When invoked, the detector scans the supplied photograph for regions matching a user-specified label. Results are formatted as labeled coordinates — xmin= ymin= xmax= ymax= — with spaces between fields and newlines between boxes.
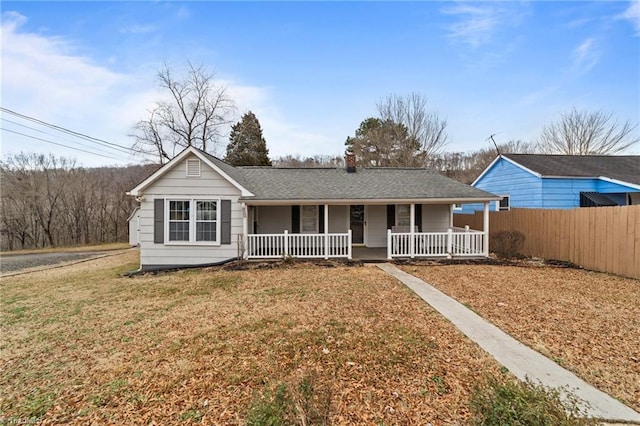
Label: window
xmin=196 ymin=201 xmax=217 ymax=241
xmin=301 ymin=205 xmax=318 ymax=233
xmin=169 ymin=201 xmax=190 ymax=241
xmin=396 ymin=204 xmax=410 ymax=226
xmin=499 ymin=196 xmax=510 ymax=211
xmin=167 ymin=199 xmax=219 ymax=243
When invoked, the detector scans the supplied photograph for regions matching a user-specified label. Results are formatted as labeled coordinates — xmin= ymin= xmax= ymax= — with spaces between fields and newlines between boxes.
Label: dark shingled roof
xmin=235 ymin=166 xmax=496 ymax=201
xmin=197 ymin=148 xmax=497 ymax=201
xmin=504 ymin=154 xmax=640 ymax=186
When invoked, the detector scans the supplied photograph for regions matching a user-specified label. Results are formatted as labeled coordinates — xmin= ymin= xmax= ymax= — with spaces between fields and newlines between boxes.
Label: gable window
xmin=301 ymin=205 xmax=318 ymax=233
xmin=167 ymin=199 xmax=219 ymax=244
xmin=499 ymin=196 xmax=510 ymax=211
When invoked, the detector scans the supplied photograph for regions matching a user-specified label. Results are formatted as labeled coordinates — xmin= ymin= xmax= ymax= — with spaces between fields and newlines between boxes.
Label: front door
xmin=350 ymin=205 xmax=365 ymax=244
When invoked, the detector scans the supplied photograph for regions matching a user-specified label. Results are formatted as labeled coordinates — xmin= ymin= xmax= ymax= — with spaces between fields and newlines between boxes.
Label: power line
xmin=1 ymin=128 xmax=124 ymax=161
xmin=1 ymin=117 xmax=134 ymax=157
xmin=0 ymin=107 xmax=139 ymax=155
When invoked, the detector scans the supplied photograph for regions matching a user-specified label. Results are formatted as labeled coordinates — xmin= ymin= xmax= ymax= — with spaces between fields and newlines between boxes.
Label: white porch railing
xmin=247 ymin=230 xmax=352 ymax=260
xmin=387 ymin=227 xmax=486 ymax=259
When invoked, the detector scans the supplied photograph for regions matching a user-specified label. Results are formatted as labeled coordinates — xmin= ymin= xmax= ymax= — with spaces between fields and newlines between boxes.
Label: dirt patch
xmin=1 ymin=251 xmax=505 ymax=425
xmin=400 ymin=264 xmax=640 ymax=413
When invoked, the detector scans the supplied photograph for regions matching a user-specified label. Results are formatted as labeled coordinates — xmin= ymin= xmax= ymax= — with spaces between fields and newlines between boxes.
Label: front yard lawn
xmin=1 ymin=252 xmax=504 ymax=425
xmin=401 ymin=264 xmax=640 ymax=413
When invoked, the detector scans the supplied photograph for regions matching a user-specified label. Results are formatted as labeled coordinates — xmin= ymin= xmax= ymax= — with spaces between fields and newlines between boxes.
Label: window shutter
xmin=318 ymin=205 xmax=324 ymax=233
xmin=386 ymin=204 xmax=395 ymax=229
xmin=291 ymin=206 xmax=300 ymax=233
xmin=415 ymin=204 xmax=422 ymax=232
xmin=154 ymin=199 xmax=164 ymax=243
xmin=221 ymin=200 xmax=231 ymax=244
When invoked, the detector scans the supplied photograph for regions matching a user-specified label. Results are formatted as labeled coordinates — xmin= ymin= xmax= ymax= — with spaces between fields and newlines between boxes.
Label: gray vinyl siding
xmin=255 ymin=205 xmax=348 ymax=234
xmin=421 ymin=204 xmax=450 ymax=231
xmin=328 ymin=205 xmax=348 ymax=233
xmin=366 ymin=205 xmax=387 ymax=247
xmin=256 ymin=206 xmax=292 ymax=234
xmin=138 ymin=154 xmax=243 ymax=268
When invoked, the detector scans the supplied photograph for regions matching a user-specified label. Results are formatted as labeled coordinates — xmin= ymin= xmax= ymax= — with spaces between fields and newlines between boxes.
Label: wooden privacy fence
xmin=454 ymin=206 xmax=640 ymax=279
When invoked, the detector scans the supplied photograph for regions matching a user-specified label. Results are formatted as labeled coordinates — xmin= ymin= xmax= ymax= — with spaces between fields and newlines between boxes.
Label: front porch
xmin=245 ymin=227 xmax=487 ymax=260
xmin=242 ymin=201 xmax=491 ymax=261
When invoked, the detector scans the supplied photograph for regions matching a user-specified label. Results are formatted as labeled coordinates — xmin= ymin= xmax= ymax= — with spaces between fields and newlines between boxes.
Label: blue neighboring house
xmin=459 ymin=154 xmax=640 ymax=213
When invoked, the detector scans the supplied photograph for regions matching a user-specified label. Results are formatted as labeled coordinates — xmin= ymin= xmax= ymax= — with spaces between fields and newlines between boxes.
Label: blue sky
xmin=1 ymin=1 xmax=639 ymax=167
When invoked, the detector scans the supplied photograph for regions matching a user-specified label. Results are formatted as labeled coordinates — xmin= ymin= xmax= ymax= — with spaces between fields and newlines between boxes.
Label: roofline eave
xmin=241 ymin=197 xmax=501 ymax=206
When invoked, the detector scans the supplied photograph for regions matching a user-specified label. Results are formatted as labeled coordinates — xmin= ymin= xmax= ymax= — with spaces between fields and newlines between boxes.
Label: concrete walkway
xmin=377 ymin=263 xmax=640 ymax=423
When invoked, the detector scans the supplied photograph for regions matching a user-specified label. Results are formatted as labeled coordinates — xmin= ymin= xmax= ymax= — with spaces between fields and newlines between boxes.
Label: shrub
xmin=490 ymin=230 xmax=525 ymax=259
xmin=469 ymin=377 xmax=597 ymax=426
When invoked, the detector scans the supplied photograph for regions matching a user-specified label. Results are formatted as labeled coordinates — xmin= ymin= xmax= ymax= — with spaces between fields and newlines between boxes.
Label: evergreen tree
xmin=224 ymin=111 xmax=272 ymax=166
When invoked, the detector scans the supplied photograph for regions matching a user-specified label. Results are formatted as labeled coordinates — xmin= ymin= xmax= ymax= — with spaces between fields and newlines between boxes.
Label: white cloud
xmin=442 ymin=3 xmax=500 ymax=47
xmin=1 ymin=11 xmax=148 ymax=165
xmin=0 ymin=10 xmax=332 ymax=166
xmin=571 ymin=37 xmax=599 ymax=72
xmin=620 ymin=1 xmax=640 ymax=35
xmin=442 ymin=2 xmax=529 ymax=48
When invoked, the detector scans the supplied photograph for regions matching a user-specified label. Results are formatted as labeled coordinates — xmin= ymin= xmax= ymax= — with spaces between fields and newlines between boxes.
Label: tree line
xmin=0 ymin=153 xmax=157 ymax=250
xmin=2 ymin=62 xmax=637 ymax=250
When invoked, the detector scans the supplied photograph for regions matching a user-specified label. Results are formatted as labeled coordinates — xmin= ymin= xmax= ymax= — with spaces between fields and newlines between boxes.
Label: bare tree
xmin=426 ymin=139 xmax=535 ymax=184
xmin=538 ymin=108 xmax=639 ymax=155
xmin=272 ymin=154 xmax=345 ymax=168
xmin=345 ymin=117 xmax=417 ymax=166
xmin=377 ymin=92 xmax=448 ymax=164
xmin=132 ymin=62 xmax=235 ymax=163
xmin=0 ymin=153 xmax=158 ymax=251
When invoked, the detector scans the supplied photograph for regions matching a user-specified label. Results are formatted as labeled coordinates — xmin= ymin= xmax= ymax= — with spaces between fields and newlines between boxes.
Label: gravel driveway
xmin=0 ymin=251 xmax=109 ymax=273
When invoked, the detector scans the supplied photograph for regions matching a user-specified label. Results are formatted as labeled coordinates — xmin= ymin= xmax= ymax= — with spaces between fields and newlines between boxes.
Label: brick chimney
xmin=345 ymin=152 xmax=356 ymax=173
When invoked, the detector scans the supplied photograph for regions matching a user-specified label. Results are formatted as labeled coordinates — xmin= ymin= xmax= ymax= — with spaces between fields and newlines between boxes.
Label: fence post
xmin=483 ymin=202 xmax=490 ymax=257
xmin=284 ymin=230 xmax=289 ymax=258
xmin=447 ymin=228 xmax=453 ymax=257
xmin=347 ymin=229 xmax=352 ymax=260
xmin=387 ymin=229 xmax=392 ymax=260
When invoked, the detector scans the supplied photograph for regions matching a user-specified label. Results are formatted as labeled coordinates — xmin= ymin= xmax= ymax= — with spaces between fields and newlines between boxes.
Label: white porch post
xmin=347 ymin=229 xmax=352 ymax=260
xmin=449 ymin=204 xmax=454 ymax=227
xmin=387 ymin=229 xmax=392 ymax=260
xmin=324 ymin=204 xmax=329 ymax=260
xmin=242 ymin=203 xmax=248 ymax=260
xmin=483 ymin=201 xmax=490 ymax=257
xmin=283 ymin=230 xmax=289 ymax=258
xmin=410 ymin=203 xmax=415 ymax=258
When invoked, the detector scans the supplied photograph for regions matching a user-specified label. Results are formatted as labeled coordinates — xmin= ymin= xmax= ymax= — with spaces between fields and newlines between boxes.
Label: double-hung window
xmin=301 ymin=205 xmax=318 ymax=233
xmin=167 ymin=199 xmax=219 ymax=244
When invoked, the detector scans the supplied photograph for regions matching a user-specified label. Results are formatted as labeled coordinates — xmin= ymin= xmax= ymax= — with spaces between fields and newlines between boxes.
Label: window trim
xmin=396 ymin=204 xmax=411 ymax=227
xmin=498 ymin=195 xmax=510 ymax=211
xmin=165 ymin=198 xmax=221 ymax=245
xmin=300 ymin=205 xmax=319 ymax=234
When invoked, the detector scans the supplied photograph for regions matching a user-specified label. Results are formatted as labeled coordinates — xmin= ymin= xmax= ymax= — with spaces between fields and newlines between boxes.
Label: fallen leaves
xmin=403 ymin=264 xmax=640 ymax=412
xmin=2 ymin=254 xmax=503 ymax=425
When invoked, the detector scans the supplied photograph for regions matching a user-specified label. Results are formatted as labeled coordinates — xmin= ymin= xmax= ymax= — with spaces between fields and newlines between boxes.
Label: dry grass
xmin=0 ymin=242 xmax=130 ymax=257
xmin=401 ymin=264 xmax=640 ymax=413
xmin=1 ymin=253 xmax=505 ymax=425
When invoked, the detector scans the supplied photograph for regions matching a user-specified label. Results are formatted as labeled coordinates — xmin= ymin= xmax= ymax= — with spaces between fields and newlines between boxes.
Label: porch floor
xmin=352 ymin=247 xmax=388 ymax=261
